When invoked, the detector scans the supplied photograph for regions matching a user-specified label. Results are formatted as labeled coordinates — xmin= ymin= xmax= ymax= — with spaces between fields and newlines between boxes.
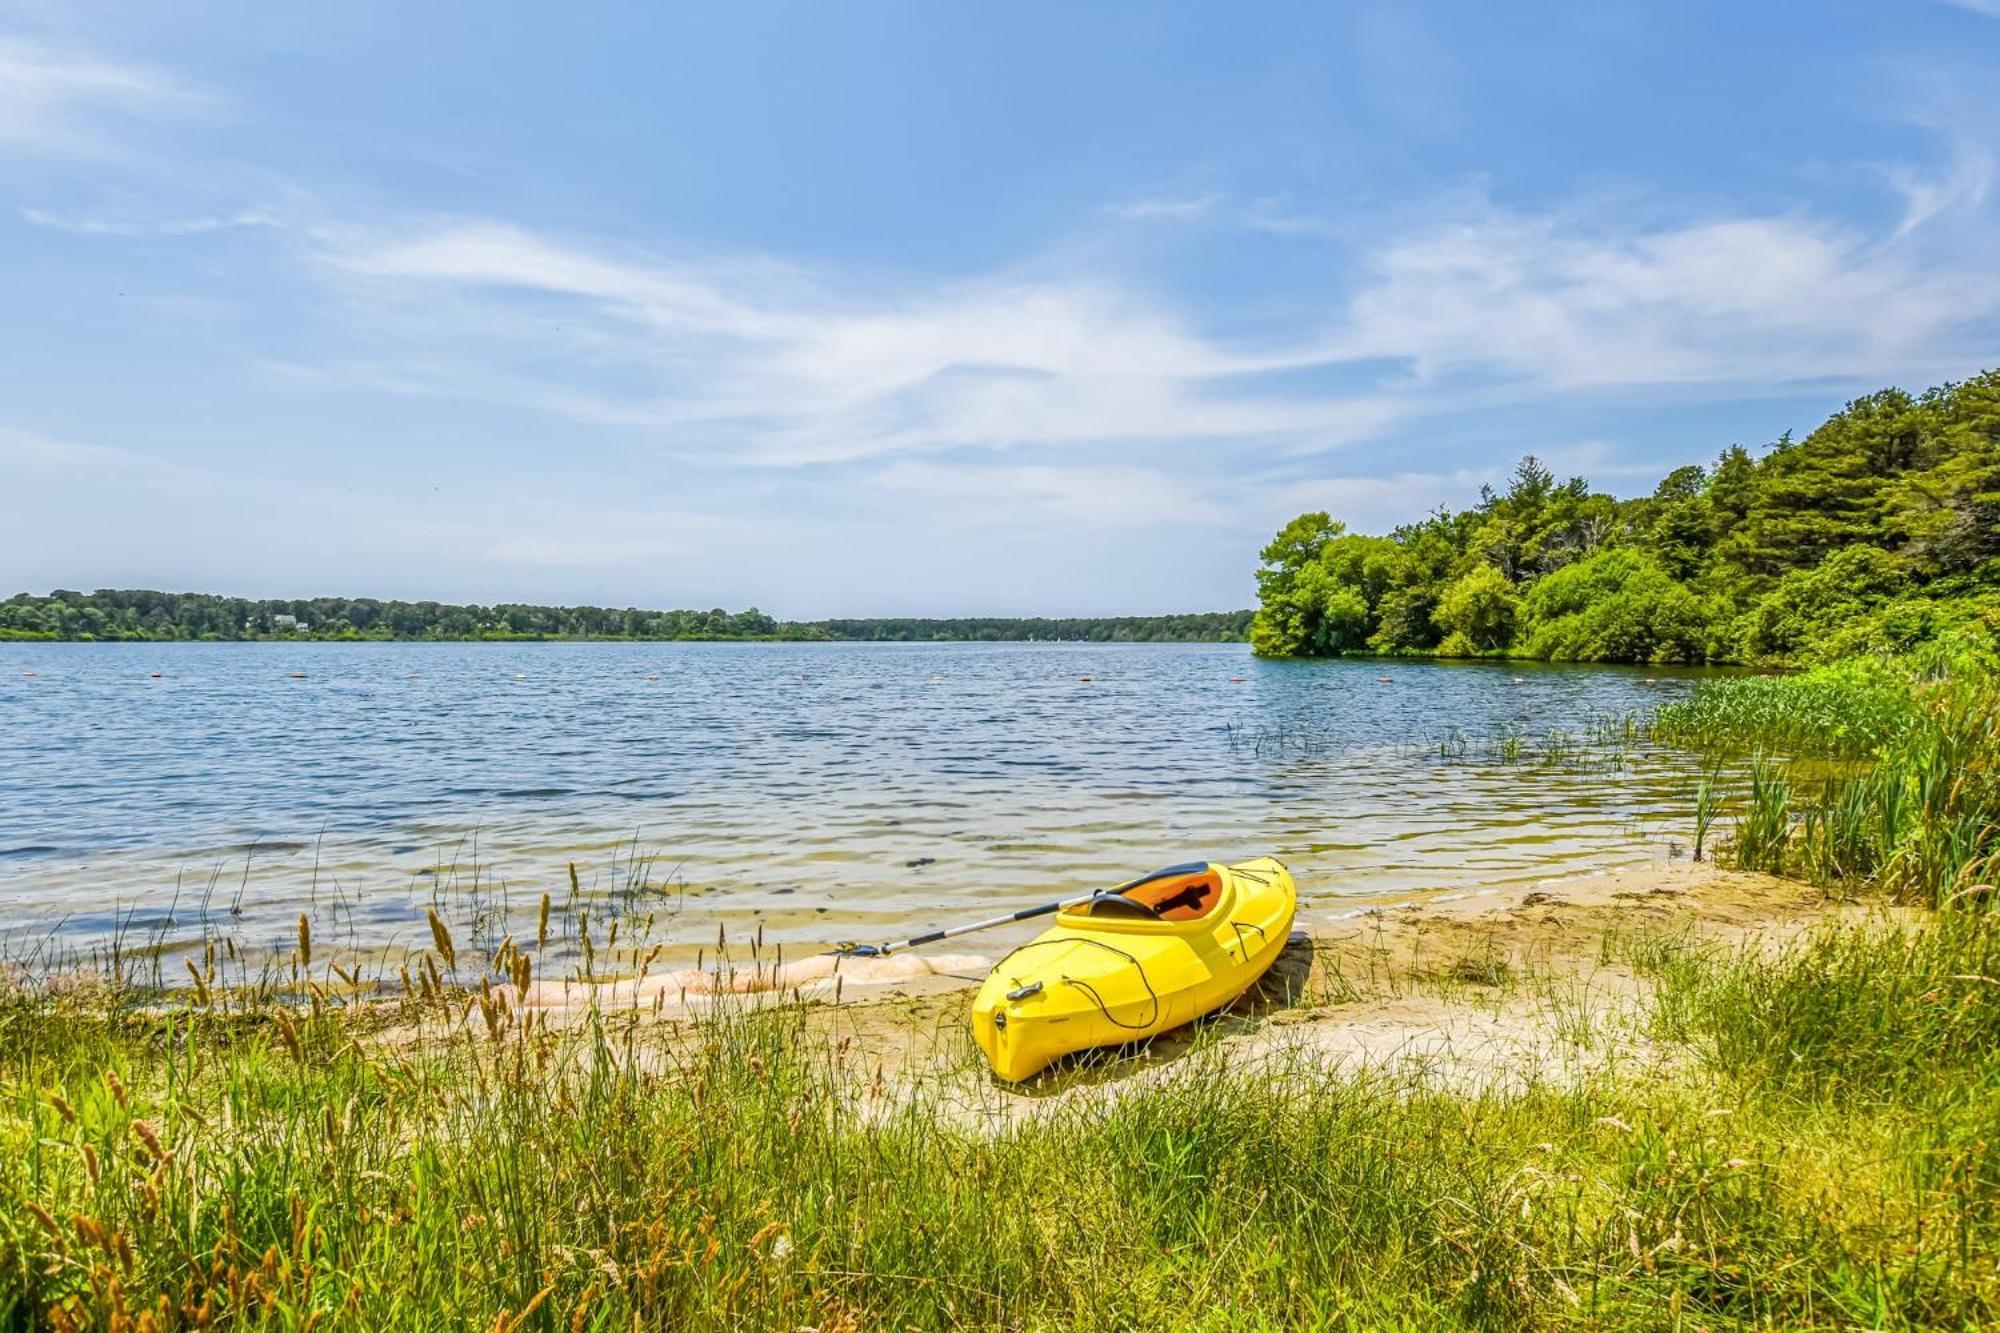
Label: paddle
xmin=831 ymin=861 xmax=1208 ymax=958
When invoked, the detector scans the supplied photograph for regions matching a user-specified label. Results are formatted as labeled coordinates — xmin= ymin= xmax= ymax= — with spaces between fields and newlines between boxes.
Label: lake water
xmin=0 ymin=641 xmax=1712 ymax=978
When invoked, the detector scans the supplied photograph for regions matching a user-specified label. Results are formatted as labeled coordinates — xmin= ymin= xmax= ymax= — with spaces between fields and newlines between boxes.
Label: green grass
xmin=1652 ymin=657 xmax=1927 ymax=760
xmin=1642 ymin=910 xmax=2000 ymax=1103
xmin=1656 ymin=637 xmax=1999 ymax=906
xmin=6 ymin=909 xmax=2000 ymax=1331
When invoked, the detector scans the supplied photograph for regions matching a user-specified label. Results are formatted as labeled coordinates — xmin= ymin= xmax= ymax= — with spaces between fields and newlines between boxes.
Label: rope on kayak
xmin=1063 ymin=975 xmax=1159 ymax=1031
xmin=993 ymin=936 xmax=1161 ymax=1030
xmin=1228 ymin=920 xmax=1266 ymax=961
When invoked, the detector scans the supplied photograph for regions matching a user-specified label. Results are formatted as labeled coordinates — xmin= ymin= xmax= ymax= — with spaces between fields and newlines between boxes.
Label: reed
xmin=1657 ymin=637 xmax=1999 ymax=906
xmin=1691 ymin=765 xmax=1719 ymax=862
xmin=1652 ymin=655 xmax=1923 ymax=759
xmin=1731 ymin=753 xmax=1791 ymax=875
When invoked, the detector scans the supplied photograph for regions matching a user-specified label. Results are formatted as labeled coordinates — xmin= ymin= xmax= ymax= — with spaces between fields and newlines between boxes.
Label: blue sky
xmin=2 ymin=1 xmax=1997 ymax=616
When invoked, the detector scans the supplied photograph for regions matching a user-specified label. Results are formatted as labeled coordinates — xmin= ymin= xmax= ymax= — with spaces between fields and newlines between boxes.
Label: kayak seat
xmin=1081 ymin=892 xmax=1162 ymax=920
xmin=1124 ymin=870 xmax=1224 ymax=922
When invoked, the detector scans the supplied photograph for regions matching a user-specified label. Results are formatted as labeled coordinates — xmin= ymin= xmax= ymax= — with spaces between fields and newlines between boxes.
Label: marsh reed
xmin=1656 ymin=637 xmax=1999 ymax=906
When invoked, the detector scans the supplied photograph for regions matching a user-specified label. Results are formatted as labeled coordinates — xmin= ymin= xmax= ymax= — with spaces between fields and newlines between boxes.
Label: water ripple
xmin=0 ymin=641 xmax=1712 ymax=959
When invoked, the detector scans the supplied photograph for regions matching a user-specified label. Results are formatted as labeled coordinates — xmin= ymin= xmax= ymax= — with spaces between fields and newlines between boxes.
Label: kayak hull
xmin=971 ymin=857 xmax=1297 ymax=1082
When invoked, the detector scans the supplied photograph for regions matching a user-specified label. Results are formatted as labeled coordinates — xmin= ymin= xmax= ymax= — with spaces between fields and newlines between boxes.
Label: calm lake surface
xmin=0 ymin=641 xmax=1712 ymax=974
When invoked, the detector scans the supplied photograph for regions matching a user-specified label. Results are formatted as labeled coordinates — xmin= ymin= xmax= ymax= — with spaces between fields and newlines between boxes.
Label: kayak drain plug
xmin=1005 ymin=981 xmax=1044 ymax=1002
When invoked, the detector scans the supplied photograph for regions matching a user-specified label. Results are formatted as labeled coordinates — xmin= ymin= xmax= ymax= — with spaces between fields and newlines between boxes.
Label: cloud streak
xmin=279 ymin=167 xmax=2000 ymax=475
xmin=1328 ymin=203 xmax=2000 ymax=390
xmin=301 ymin=217 xmax=1391 ymax=465
xmin=0 ymin=35 xmax=209 ymax=157
xmin=24 ymin=207 xmax=277 ymax=236
xmin=13 ymin=23 xmax=1999 ymax=596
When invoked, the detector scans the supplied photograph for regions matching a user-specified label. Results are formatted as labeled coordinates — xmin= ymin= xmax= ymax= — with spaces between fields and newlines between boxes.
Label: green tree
xmin=1433 ymin=565 xmax=1518 ymax=654
xmin=1742 ymin=545 xmax=1911 ymax=662
xmin=1518 ymin=550 xmax=1709 ymax=663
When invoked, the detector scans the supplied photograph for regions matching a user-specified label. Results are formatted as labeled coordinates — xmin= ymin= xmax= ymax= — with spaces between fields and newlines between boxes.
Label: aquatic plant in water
xmin=1658 ymin=637 xmax=1999 ymax=905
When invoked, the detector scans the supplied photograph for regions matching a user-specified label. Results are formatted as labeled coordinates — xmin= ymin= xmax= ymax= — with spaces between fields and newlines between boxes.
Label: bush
xmin=1742 ymin=545 xmax=1912 ymax=662
xmin=1517 ymin=550 xmax=1710 ymax=663
xmin=1432 ymin=565 xmax=1518 ymax=652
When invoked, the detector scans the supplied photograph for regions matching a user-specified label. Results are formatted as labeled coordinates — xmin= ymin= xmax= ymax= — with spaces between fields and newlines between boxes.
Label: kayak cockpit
xmin=1070 ymin=863 xmax=1224 ymax=922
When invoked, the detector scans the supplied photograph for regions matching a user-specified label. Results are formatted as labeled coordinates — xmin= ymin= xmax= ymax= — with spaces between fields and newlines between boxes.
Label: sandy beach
xmin=499 ymin=858 xmax=1864 ymax=1112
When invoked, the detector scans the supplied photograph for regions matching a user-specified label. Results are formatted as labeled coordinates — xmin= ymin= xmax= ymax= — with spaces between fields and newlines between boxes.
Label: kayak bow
xmin=971 ymin=856 xmax=1297 ymax=1082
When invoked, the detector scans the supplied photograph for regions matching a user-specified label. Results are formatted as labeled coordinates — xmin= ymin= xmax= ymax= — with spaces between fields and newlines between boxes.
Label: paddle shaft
xmin=834 ymin=891 xmax=1101 ymax=957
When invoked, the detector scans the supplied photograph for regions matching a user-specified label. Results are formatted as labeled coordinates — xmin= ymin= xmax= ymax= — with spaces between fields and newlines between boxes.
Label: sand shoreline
xmin=496 ymin=859 xmax=1865 ymax=1108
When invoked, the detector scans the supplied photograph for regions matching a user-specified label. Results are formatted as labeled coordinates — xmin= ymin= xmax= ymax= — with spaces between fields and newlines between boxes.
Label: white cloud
xmin=0 ymin=36 xmax=208 ymax=156
xmin=280 ymin=146 xmax=2000 ymax=475
xmin=27 ymin=37 xmax=1981 ymax=500
xmin=1939 ymin=0 xmax=2000 ymax=16
xmin=24 ymin=207 xmax=278 ymax=236
xmin=300 ymin=218 xmax=1384 ymax=466
xmin=1330 ymin=205 xmax=2000 ymax=390
xmin=1882 ymin=138 xmax=1995 ymax=236
xmin=874 ymin=459 xmax=1209 ymax=528
xmin=1269 ymin=468 xmax=1492 ymax=528
xmin=1534 ymin=439 xmax=1675 ymax=482
xmin=1104 ymin=192 xmax=1225 ymax=222
xmin=0 ymin=424 xmax=169 ymax=473
xmin=321 ymin=220 xmax=806 ymax=343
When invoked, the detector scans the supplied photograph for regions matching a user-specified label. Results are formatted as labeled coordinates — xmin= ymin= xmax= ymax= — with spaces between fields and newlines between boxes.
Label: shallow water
xmin=0 ymin=641 xmax=1711 ymax=975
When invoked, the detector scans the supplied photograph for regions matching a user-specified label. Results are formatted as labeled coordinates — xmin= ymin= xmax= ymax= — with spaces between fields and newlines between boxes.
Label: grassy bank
xmin=1654 ymin=638 xmax=1998 ymax=905
xmin=4 ymin=899 xmax=2000 ymax=1330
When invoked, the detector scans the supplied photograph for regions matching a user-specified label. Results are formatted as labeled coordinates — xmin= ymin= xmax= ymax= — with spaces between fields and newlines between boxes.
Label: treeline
xmin=0 ymin=593 xmax=811 ymax=643
xmin=0 ymin=591 xmax=1252 ymax=644
xmin=815 ymin=613 xmax=1252 ymax=643
xmin=1254 ymin=369 xmax=2000 ymax=665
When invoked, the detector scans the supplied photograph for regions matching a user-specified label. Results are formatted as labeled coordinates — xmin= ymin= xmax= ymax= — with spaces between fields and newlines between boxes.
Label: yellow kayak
xmin=971 ymin=857 xmax=1297 ymax=1082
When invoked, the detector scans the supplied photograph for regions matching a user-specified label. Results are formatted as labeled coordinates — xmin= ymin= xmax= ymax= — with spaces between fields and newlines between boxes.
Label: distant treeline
xmin=814 ymin=613 xmax=1252 ymax=643
xmin=1254 ymin=369 xmax=2000 ymax=665
xmin=0 ymin=591 xmax=1252 ymax=644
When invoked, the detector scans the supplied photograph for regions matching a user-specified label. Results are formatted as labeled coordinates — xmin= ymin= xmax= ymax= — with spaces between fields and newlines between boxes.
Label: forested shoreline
xmin=0 ymin=592 xmax=1251 ymax=645
xmin=1254 ymin=370 xmax=1999 ymax=665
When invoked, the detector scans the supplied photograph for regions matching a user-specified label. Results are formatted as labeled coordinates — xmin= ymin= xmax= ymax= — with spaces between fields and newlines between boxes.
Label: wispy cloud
xmin=0 ymin=35 xmax=209 ymax=157
xmin=0 ymin=424 xmax=172 ymax=473
xmin=1327 ymin=202 xmax=2000 ymax=390
xmin=1938 ymin=0 xmax=2000 ymax=17
xmin=298 ymin=217 xmax=1386 ymax=465
xmin=1103 ymin=192 xmax=1224 ymax=223
xmin=875 ymin=459 xmax=1209 ymax=527
xmin=20 ymin=28 xmax=1997 ymax=513
xmin=1881 ymin=137 xmax=1995 ymax=237
xmin=24 ymin=207 xmax=278 ymax=236
xmin=1272 ymin=468 xmax=1493 ymax=525
xmin=281 ymin=171 xmax=1999 ymax=473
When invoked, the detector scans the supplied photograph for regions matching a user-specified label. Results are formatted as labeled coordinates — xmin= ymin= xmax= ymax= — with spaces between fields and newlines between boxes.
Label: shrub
xmin=1517 ymin=549 xmax=1710 ymax=663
